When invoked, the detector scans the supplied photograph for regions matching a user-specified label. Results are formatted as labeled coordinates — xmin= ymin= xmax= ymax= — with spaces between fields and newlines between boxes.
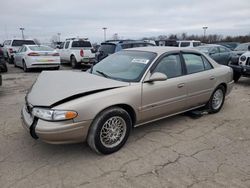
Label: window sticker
xmin=131 ymin=59 xmax=149 ymax=64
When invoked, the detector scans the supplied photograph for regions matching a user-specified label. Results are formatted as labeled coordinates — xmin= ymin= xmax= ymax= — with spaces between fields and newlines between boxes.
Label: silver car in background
xmin=21 ymin=47 xmax=234 ymax=154
xmin=14 ymin=45 xmax=60 ymax=72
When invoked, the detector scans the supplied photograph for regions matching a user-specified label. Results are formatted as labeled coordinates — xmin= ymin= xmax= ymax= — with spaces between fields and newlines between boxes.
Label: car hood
xmin=232 ymin=50 xmax=245 ymax=56
xmin=27 ymin=71 xmax=130 ymax=107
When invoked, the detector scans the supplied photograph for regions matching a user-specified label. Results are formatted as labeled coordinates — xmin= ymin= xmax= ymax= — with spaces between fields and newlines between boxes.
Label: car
xmin=95 ymin=40 xmax=155 ymax=62
xmin=229 ymin=50 xmax=250 ymax=82
xmin=217 ymin=42 xmax=240 ymax=50
xmin=230 ymin=42 xmax=250 ymax=63
xmin=58 ymin=38 xmax=95 ymax=69
xmin=14 ymin=45 xmax=60 ymax=72
xmin=196 ymin=44 xmax=233 ymax=65
xmin=21 ymin=47 xmax=234 ymax=154
xmin=2 ymin=39 xmax=36 ymax=64
xmin=0 ymin=46 xmax=8 ymax=72
xmin=177 ymin=40 xmax=201 ymax=48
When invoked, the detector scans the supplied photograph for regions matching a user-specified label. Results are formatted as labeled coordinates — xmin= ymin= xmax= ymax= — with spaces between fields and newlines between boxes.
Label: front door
xmin=140 ymin=53 xmax=188 ymax=122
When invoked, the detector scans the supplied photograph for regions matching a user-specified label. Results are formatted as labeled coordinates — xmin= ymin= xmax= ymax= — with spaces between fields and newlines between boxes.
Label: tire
xmin=87 ymin=107 xmax=132 ymax=154
xmin=70 ymin=56 xmax=79 ymax=69
xmin=14 ymin=59 xmax=17 ymax=67
xmin=206 ymin=85 xmax=226 ymax=114
xmin=23 ymin=61 xmax=29 ymax=72
xmin=2 ymin=63 xmax=8 ymax=72
xmin=233 ymin=72 xmax=241 ymax=82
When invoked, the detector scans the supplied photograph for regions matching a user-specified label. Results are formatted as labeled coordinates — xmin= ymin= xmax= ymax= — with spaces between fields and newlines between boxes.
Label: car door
xmin=181 ymin=52 xmax=216 ymax=108
xmin=218 ymin=46 xmax=231 ymax=65
xmin=61 ymin=41 xmax=70 ymax=61
xmin=209 ymin=47 xmax=220 ymax=63
xmin=141 ymin=53 xmax=188 ymax=122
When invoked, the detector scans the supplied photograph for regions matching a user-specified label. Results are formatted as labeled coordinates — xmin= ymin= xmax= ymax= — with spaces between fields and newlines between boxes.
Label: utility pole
xmin=20 ymin=28 xmax=25 ymax=39
xmin=57 ymin=33 xmax=61 ymax=42
xmin=202 ymin=26 xmax=208 ymax=41
xmin=102 ymin=27 xmax=107 ymax=41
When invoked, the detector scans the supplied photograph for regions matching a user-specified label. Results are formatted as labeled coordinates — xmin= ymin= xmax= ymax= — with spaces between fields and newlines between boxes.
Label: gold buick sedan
xmin=21 ymin=47 xmax=234 ymax=154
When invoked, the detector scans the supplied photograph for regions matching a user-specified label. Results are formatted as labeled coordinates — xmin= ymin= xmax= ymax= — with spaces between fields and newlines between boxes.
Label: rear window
xmin=29 ymin=46 xmax=54 ymax=51
xmin=72 ymin=41 xmax=92 ymax=48
xmin=12 ymin=40 xmax=35 ymax=46
xmin=99 ymin=44 xmax=116 ymax=54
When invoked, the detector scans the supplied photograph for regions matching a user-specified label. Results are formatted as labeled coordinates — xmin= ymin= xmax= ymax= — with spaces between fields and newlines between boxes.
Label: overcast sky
xmin=0 ymin=0 xmax=250 ymax=43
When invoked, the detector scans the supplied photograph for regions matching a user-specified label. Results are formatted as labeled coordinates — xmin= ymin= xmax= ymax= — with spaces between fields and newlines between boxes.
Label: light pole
xmin=202 ymin=26 xmax=208 ymax=39
xmin=57 ymin=33 xmax=61 ymax=42
xmin=102 ymin=27 xmax=107 ymax=41
xmin=20 ymin=27 xmax=25 ymax=39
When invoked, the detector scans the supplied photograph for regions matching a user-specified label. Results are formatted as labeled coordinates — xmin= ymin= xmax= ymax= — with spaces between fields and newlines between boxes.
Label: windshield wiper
xmin=96 ymin=70 xmax=110 ymax=78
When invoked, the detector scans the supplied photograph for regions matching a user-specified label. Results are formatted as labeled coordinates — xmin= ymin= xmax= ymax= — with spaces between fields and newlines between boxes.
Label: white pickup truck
xmin=58 ymin=38 xmax=95 ymax=68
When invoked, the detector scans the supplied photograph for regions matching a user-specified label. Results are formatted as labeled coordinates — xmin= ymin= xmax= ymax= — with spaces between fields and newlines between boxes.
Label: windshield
xmin=196 ymin=46 xmax=210 ymax=54
xmin=29 ymin=46 xmax=54 ymax=51
xmin=92 ymin=50 xmax=157 ymax=82
xmin=72 ymin=41 xmax=92 ymax=47
xmin=12 ymin=40 xmax=35 ymax=46
xmin=234 ymin=43 xmax=249 ymax=51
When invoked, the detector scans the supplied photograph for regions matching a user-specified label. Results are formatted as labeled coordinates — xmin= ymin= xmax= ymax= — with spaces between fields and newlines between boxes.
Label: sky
xmin=0 ymin=0 xmax=250 ymax=43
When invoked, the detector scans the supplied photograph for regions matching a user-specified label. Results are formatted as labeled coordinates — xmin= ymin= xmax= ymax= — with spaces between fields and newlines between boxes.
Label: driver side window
xmin=153 ymin=54 xmax=183 ymax=79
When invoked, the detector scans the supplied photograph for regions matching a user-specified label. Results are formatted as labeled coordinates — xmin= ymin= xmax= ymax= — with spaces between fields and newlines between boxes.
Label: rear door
xmin=181 ymin=52 xmax=216 ymax=108
xmin=141 ymin=53 xmax=188 ymax=122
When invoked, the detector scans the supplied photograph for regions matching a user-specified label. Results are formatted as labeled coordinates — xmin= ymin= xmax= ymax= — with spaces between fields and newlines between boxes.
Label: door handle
xmin=210 ymin=76 xmax=215 ymax=80
xmin=177 ymin=83 xmax=185 ymax=88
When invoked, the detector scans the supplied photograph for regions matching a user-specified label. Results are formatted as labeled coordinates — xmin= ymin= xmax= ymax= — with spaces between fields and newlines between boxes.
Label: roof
xmin=125 ymin=46 xmax=201 ymax=55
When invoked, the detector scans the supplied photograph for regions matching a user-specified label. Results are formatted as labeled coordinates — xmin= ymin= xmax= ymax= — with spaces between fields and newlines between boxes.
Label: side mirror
xmin=144 ymin=72 xmax=167 ymax=83
xmin=248 ymin=45 xmax=250 ymax=51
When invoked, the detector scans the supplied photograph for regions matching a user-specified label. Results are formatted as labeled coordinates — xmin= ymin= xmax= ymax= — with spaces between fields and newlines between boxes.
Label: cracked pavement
xmin=0 ymin=64 xmax=250 ymax=188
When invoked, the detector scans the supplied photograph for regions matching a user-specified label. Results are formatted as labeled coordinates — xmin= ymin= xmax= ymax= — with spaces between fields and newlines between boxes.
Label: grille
xmin=246 ymin=57 xmax=250 ymax=66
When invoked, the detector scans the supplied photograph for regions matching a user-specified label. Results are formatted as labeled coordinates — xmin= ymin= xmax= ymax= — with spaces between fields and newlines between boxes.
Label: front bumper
xmin=229 ymin=64 xmax=250 ymax=76
xmin=21 ymin=106 xmax=92 ymax=144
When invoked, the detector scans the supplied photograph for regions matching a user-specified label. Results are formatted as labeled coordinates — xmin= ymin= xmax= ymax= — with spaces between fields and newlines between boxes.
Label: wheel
xmin=206 ymin=85 xmax=226 ymax=114
xmin=70 ymin=56 xmax=79 ymax=69
xmin=233 ymin=71 xmax=241 ymax=82
xmin=13 ymin=59 xmax=17 ymax=67
xmin=87 ymin=107 xmax=132 ymax=154
xmin=2 ymin=63 xmax=8 ymax=72
xmin=23 ymin=61 xmax=29 ymax=72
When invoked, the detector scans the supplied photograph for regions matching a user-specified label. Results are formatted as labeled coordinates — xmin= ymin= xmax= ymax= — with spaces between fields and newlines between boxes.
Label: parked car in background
xmin=95 ymin=40 xmax=155 ymax=62
xmin=0 ymin=46 xmax=8 ymax=72
xmin=177 ymin=40 xmax=201 ymax=48
xmin=155 ymin=39 xmax=178 ymax=47
xmin=196 ymin=44 xmax=233 ymax=65
xmin=58 ymin=38 xmax=95 ymax=69
xmin=217 ymin=42 xmax=239 ymax=50
xmin=229 ymin=50 xmax=250 ymax=82
xmin=21 ymin=47 xmax=233 ymax=154
xmin=2 ymin=39 xmax=36 ymax=63
xmin=14 ymin=45 xmax=60 ymax=72
xmin=231 ymin=42 xmax=250 ymax=63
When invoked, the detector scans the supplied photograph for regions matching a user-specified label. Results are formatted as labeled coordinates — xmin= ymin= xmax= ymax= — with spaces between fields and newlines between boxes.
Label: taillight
xmin=52 ymin=53 xmax=59 ymax=56
xmin=80 ymin=49 xmax=84 ymax=57
xmin=9 ymin=48 xmax=13 ymax=53
xmin=28 ymin=52 xmax=40 ymax=56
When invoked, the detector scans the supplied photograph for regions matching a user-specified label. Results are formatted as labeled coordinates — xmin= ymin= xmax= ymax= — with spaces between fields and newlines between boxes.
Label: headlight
xmin=32 ymin=108 xmax=78 ymax=121
xmin=240 ymin=55 xmax=246 ymax=62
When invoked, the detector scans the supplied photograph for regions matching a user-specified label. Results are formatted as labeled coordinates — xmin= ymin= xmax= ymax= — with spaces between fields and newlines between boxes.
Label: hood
xmin=27 ymin=71 xmax=129 ymax=107
xmin=232 ymin=50 xmax=245 ymax=56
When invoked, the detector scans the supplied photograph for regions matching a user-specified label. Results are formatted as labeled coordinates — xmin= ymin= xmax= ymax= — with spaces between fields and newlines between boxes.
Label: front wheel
xmin=206 ymin=85 xmax=226 ymax=114
xmin=233 ymin=71 xmax=241 ymax=82
xmin=87 ymin=107 xmax=132 ymax=154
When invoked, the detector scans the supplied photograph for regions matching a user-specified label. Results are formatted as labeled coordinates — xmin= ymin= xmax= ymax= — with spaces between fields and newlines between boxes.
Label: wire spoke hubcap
xmin=212 ymin=89 xmax=223 ymax=110
xmin=100 ymin=116 xmax=127 ymax=148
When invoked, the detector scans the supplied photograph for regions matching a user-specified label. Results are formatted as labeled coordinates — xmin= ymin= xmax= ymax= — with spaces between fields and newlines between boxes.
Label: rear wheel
xmin=206 ymin=85 xmax=225 ymax=114
xmin=87 ymin=107 xmax=132 ymax=154
xmin=70 ymin=56 xmax=79 ymax=69
xmin=23 ymin=60 xmax=29 ymax=72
